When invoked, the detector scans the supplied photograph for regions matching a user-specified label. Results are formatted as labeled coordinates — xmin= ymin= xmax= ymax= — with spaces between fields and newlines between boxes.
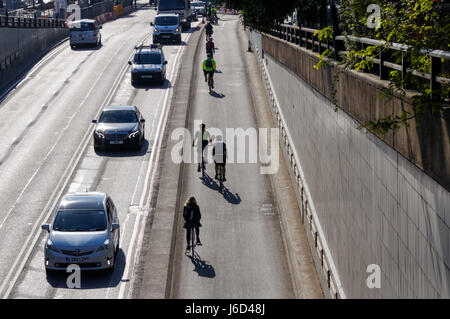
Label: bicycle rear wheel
xmin=191 ymin=227 xmax=196 ymax=256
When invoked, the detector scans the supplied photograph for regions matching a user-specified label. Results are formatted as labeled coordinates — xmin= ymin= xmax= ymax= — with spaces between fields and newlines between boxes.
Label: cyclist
xmin=211 ymin=6 xmax=218 ymax=24
xmin=183 ymin=196 xmax=202 ymax=251
xmin=205 ymin=37 xmax=215 ymax=57
xmin=212 ymin=135 xmax=227 ymax=181
xmin=202 ymin=53 xmax=216 ymax=89
xmin=192 ymin=123 xmax=212 ymax=172
xmin=205 ymin=21 xmax=213 ymax=39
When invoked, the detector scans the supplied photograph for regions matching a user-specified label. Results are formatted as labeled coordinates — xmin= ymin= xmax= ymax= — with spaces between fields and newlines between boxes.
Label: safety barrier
xmin=249 ymin=34 xmax=345 ymax=299
xmin=269 ymin=24 xmax=450 ymax=100
xmin=0 ymin=15 xmax=66 ymax=28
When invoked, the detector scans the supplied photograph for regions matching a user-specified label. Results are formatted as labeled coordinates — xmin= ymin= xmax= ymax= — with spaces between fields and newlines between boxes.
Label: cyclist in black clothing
xmin=212 ymin=135 xmax=227 ymax=181
xmin=183 ymin=196 xmax=202 ymax=251
xmin=205 ymin=21 xmax=213 ymax=39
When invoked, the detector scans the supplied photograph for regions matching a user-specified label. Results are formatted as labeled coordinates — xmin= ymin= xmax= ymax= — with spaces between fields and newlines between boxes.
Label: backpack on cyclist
xmin=205 ymin=58 xmax=213 ymax=68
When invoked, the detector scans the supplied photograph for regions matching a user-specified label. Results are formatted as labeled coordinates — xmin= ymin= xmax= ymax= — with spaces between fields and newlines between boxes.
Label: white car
xmin=69 ymin=19 xmax=102 ymax=49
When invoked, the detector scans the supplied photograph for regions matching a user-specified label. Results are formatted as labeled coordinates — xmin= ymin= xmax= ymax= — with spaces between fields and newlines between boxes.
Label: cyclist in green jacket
xmin=202 ymin=53 xmax=216 ymax=88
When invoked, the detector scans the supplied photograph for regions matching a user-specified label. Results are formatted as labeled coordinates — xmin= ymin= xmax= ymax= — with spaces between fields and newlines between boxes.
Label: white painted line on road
xmin=117 ymin=28 xmax=195 ymax=299
xmin=0 ymin=33 xmax=151 ymax=299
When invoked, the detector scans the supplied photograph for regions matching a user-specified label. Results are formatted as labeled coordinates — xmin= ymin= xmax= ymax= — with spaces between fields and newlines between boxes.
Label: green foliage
xmin=316 ymin=0 xmax=450 ymax=134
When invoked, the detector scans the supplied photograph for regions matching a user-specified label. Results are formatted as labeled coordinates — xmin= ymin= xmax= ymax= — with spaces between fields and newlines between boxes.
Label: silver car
xmin=41 ymin=192 xmax=120 ymax=272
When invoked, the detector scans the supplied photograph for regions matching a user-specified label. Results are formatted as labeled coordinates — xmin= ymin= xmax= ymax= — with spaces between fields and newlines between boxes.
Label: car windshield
xmin=70 ymin=22 xmax=95 ymax=32
xmin=158 ymin=0 xmax=185 ymax=10
xmin=154 ymin=16 xmax=179 ymax=26
xmin=133 ymin=53 xmax=162 ymax=64
xmin=99 ymin=110 xmax=138 ymax=123
xmin=53 ymin=210 xmax=107 ymax=232
xmin=191 ymin=2 xmax=203 ymax=6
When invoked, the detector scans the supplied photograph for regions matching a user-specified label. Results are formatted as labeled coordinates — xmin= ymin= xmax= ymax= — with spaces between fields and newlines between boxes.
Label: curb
xmin=136 ymin=25 xmax=205 ymax=299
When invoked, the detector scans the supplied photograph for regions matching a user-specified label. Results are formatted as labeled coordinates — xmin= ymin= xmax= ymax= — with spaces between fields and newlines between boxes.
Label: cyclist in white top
xmin=192 ymin=123 xmax=212 ymax=172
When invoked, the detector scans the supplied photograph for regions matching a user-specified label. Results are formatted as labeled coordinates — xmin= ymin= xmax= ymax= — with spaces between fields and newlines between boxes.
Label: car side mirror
xmin=99 ymin=26 xmax=102 ymax=29
xmin=150 ymin=22 xmax=154 ymax=26
xmin=140 ymin=119 xmax=145 ymax=123
xmin=41 ymin=224 xmax=50 ymax=232
xmin=111 ymin=223 xmax=120 ymax=231
xmin=128 ymin=61 xmax=132 ymax=65
xmin=164 ymin=61 xmax=167 ymax=65
xmin=92 ymin=119 xmax=97 ymax=123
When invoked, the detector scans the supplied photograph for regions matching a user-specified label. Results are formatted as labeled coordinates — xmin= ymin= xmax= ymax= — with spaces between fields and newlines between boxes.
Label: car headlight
xmin=96 ymin=239 xmax=110 ymax=252
xmin=95 ymin=131 xmax=105 ymax=139
xmin=46 ymin=239 xmax=60 ymax=253
xmin=154 ymin=28 xmax=159 ymax=33
xmin=175 ymin=27 xmax=181 ymax=32
xmin=128 ymin=130 xmax=140 ymax=138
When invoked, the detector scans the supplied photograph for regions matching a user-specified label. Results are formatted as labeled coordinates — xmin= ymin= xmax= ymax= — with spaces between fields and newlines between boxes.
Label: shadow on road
xmin=95 ymin=139 xmax=150 ymax=157
xmin=200 ymin=173 xmax=241 ymax=204
xmin=45 ymin=249 xmax=126 ymax=289
xmin=188 ymin=251 xmax=216 ymax=278
xmin=132 ymin=79 xmax=172 ymax=90
xmin=70 ymin=44 xmax=103 ymax=51
xmin=209 ymin=90 xmax=225 ymax=98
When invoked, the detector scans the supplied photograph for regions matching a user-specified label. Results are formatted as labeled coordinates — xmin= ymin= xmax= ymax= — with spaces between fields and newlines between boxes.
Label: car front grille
xmin=105 ymin=132 xmax=128 ymax=141
xmin=61 ymin=250 xmax=93 ymax=256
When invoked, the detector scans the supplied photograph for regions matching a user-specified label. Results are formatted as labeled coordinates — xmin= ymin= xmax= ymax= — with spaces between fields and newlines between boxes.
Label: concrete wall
xmin=250 ymin=31 xmax=450 ymax=298
xmin=0 ymin=27 xmax=68 ymax=93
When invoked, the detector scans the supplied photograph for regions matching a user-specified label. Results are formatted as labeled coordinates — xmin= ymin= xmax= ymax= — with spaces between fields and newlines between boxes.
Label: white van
xmin=69 ymin=19 xmax=102 ymax=49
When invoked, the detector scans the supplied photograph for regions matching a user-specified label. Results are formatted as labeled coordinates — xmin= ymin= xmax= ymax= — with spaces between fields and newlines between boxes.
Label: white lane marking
xmin=117 ymin=28 xmax=195 ymax=299
xmin=0 ymin=32 xmax=150 ymax=299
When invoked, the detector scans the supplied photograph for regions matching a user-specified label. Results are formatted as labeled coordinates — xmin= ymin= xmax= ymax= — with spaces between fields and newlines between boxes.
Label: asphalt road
xmin=170 ymin=15 xmax=295 ymax=299
xmin=0 ymin=5 xmax=201 ymax=299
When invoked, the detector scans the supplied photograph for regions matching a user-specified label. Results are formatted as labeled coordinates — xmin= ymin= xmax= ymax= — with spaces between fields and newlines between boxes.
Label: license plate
xmin=141 ymin=75 xmax=153 ymax=78
xmin=66 ymin=257 xmax=89 ymax=263
xmin=162 ymin=35 xmax=171 ymax=38
xmin=110 ymin=141 xmax=124 ymax=144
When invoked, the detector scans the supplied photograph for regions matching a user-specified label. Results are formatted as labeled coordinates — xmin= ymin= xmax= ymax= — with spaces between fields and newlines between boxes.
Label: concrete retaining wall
xmin=0 ymin=27 xmax=68 ymax=93
xmin=249 ymin=31 xmax=450 ymax=298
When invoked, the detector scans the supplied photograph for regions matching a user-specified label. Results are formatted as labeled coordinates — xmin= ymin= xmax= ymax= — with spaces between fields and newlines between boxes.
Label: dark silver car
xmin=41 ymin=192 xmax=120 ymax=272
xmin=129 ymin=44 xmax=168 ymax=85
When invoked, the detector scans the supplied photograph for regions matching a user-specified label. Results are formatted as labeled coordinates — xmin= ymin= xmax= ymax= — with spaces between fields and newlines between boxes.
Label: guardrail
xmin=249 ymin=35 xmax=345 ymax=299
xmin=269 ymin=24 xmax=450 ymax=100
xmin=0 ymin=15 xmax=66 ymax=28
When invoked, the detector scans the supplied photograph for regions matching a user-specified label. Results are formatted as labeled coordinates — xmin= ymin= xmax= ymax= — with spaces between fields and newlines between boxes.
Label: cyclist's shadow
xmin=188 ymin=251 xmax=216 ymax=278
xmin=200 ymin=173 xmax=241 ymax=205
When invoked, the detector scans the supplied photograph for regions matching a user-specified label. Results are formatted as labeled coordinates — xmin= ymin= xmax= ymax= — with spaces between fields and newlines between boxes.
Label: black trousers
xmin=186 ymin=226 xmax=200 ymax=245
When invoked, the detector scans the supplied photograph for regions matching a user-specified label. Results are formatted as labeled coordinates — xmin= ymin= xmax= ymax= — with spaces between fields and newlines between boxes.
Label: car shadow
xmin=46 ymin=249 xmax=126 ymax=289
xmin=95 ymin=139 xmax=150 ymax=157
xmin=70 ymin=44 xmax=103 ymax=51
xmin=199 ymin=172 xmax=241 ymax=204
xmin=159 ymin=41 xmax=187 ymax=47
xmin=187 ymin=250 xmax=216 ymax=278
xmin=132 ymin=79 xmax=172 ymax=90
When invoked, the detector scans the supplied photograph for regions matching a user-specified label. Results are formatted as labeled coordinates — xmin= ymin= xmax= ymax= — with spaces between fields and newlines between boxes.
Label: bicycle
xmin=189 ymin=225 xmax=196 ymax=256
xmin=207 ymin=72 xmax=214 ymax=93
xmin=217 ymin=163 xmax=225 ymax=192
xmin=201 ymin=154 xmax=206 ymax=179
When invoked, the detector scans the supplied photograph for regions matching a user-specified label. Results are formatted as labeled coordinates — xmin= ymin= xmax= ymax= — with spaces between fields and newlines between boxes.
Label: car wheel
xmin=70 ymin=44 xmax=75 ymax=49
xmin=94 ymin=145 xmax=101 ymax=152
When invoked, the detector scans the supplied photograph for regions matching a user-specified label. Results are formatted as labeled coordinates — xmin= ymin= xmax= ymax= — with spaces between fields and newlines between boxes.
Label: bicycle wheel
xmin=191 ymin=226 xmax=196 ymax=256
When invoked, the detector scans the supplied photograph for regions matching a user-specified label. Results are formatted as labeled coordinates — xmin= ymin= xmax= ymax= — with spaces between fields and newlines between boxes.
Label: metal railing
xmin=0 ymin=15 xmax=66 ymax=28
xmin=269 ymin=24 xmax=450 ymax=100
